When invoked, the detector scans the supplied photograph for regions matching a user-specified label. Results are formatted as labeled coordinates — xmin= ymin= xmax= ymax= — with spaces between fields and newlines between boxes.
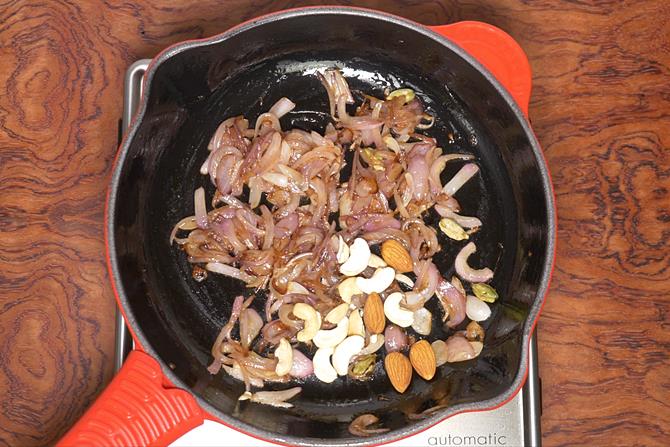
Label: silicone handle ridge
xmin=57 ymin=350 xmax=203 ymax=447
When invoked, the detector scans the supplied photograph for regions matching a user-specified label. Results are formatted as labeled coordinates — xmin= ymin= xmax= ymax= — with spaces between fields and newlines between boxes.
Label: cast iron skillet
xmin=60 ymin=7 xmax=555 ymax=447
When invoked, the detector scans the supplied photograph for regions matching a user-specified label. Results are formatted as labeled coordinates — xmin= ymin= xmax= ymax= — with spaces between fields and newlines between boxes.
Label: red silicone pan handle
xmin=429 ymin=21 xmax=532 ymax=116
xmin=57 ymin=350 xmax=204 ymax=447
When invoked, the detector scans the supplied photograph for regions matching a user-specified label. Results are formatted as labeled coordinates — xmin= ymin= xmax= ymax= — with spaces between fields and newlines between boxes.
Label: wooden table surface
xmin=1 ymin=1 xmax=668 ymax=446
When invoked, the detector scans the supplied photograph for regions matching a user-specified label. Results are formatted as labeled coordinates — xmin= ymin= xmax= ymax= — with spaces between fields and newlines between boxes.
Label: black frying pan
xmin=60 ymin=7 xmax=555 ymax=447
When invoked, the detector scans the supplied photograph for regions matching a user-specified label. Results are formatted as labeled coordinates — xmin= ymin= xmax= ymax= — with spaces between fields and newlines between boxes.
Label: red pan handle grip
xmin=429 ymin=21 xmax=532 ymax=116
xmin=57 ymin=350 xmax=204 ymax=447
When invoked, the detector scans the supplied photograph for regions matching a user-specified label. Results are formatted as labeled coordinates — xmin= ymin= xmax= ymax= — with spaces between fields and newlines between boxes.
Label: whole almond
xmin=363 ymin=292 xmax=385 ymax=334
xmin=384 ymin=352 xmax=412 ymax=393
xmin=381 ymin=240 xmax=413 ymax=273
xmin=409 ymin=340 xmax=437 ymax=380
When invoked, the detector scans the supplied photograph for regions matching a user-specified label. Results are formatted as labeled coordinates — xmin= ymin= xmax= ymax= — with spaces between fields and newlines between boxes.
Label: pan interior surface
xmin=110 ymin=9 xmax=551 ymax=443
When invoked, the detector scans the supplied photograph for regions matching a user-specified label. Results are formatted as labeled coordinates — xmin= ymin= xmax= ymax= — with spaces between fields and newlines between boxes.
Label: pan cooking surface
xmin=148 ymin=53 xmax=517 ymax=429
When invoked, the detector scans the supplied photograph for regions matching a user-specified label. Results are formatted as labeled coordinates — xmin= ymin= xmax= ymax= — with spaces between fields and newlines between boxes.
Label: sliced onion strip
xmin=206 ymin=262 xmax=254 ymax=283
xmin=454 ymin=242 xmax=494 ymax=283
xmin=269 ymin=97 xmax=296 ymax=119
xmin=194 ymin=187 xmax=208 ymax=229
xmin=442 ymin=163 xmax=479 ymax=196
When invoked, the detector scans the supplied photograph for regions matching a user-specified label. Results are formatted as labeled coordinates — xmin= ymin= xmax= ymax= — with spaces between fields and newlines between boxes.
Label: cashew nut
xmin=395 ymin=273 xmax=414 ymax=288
xmin=411 ymin=307 xmax=432 ymax=336
xmin=356 ymin=267 xmax=395 ymax=294
xmin=313 ymin=347 xmax=337 ymax=383
xmin=274 ymin=338 xmax=293 ymax=376
xmin=332 ymin=335 xmax=365 ymax=376
xmin=336 ymin=235 xmax=350 ymax=264
xmin=360 ymin=333 xmax=385 ymax=355
xmin=339 ymin=238 xmax=371 ymax=276
xmin=313 ymin=316 xmax=349 ymax=348
xmin=293 ymin=303 xmax=322 ymax=342
xmin=325 ymin=303 xmax=349 ymax=324
xmin=383 ymin=292 xmax=414 ymax=327
xmin=348 ymin=309 xmax=365 ymax=337
xmin=368 ymin=254 xmax=387 ymax=268
xmin=338 ymin=277 xmax=362 ymax=303
xmin=287 ymin=281 xmax=309 ymax=295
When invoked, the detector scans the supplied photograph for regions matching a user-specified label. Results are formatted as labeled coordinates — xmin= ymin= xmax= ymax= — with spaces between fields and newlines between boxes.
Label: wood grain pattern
xmin=0 ymin=1 xmax=668 ymax=446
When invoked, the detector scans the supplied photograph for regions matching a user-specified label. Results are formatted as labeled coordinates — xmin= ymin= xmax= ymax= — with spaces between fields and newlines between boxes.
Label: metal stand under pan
xmin=115 ymin=59 xmax=542 ymax=447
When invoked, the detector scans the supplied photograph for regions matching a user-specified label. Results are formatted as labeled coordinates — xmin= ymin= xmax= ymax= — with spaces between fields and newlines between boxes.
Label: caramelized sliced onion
xmin=239 ymin=387 xmax=302 ymax=408
xmin=254 ymin=112 xmax=281 ymax=137
xmin=384 ymin=325 xmax=408 ymax=353
xmin=403 ymin=261 xmax=439 ymax=310
xmin=444 ymin=334 xmax=476 ymax=362
xmin=222 ymin=363 xmax=264 ymax=388
xmin=206 ymin=262 xmax=254 ymax=283
xmin=442 ymin=163 xmax=479 ymax=196
xmin=269 ymin=97 xmax=296 ymax=119
xmin=436 ymin=279 xmax=466 ymax=328
xmin=170 ymin=216 xmax=197 ymax=244
xmin=240 ymin=308 xmax=263 ymax=349
xmin=454 ymin=242 xmax=494 ymax=283
xmin=194 ymin=187 xmax=208 ymax=229
xmin=348 ymin=414 xmax=389 ymax=437
xmin=435 ymin=207 xmax=482 ymax=229
xmin=260 ymin=319 xmax=295 ymax=347
xmin=207 ymin=295 xmax=245 ymax=374
xmin=289 ymin=349 xmax=313 ymax=378
xmin=465 ymin=321 xmax=485 ymax=342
